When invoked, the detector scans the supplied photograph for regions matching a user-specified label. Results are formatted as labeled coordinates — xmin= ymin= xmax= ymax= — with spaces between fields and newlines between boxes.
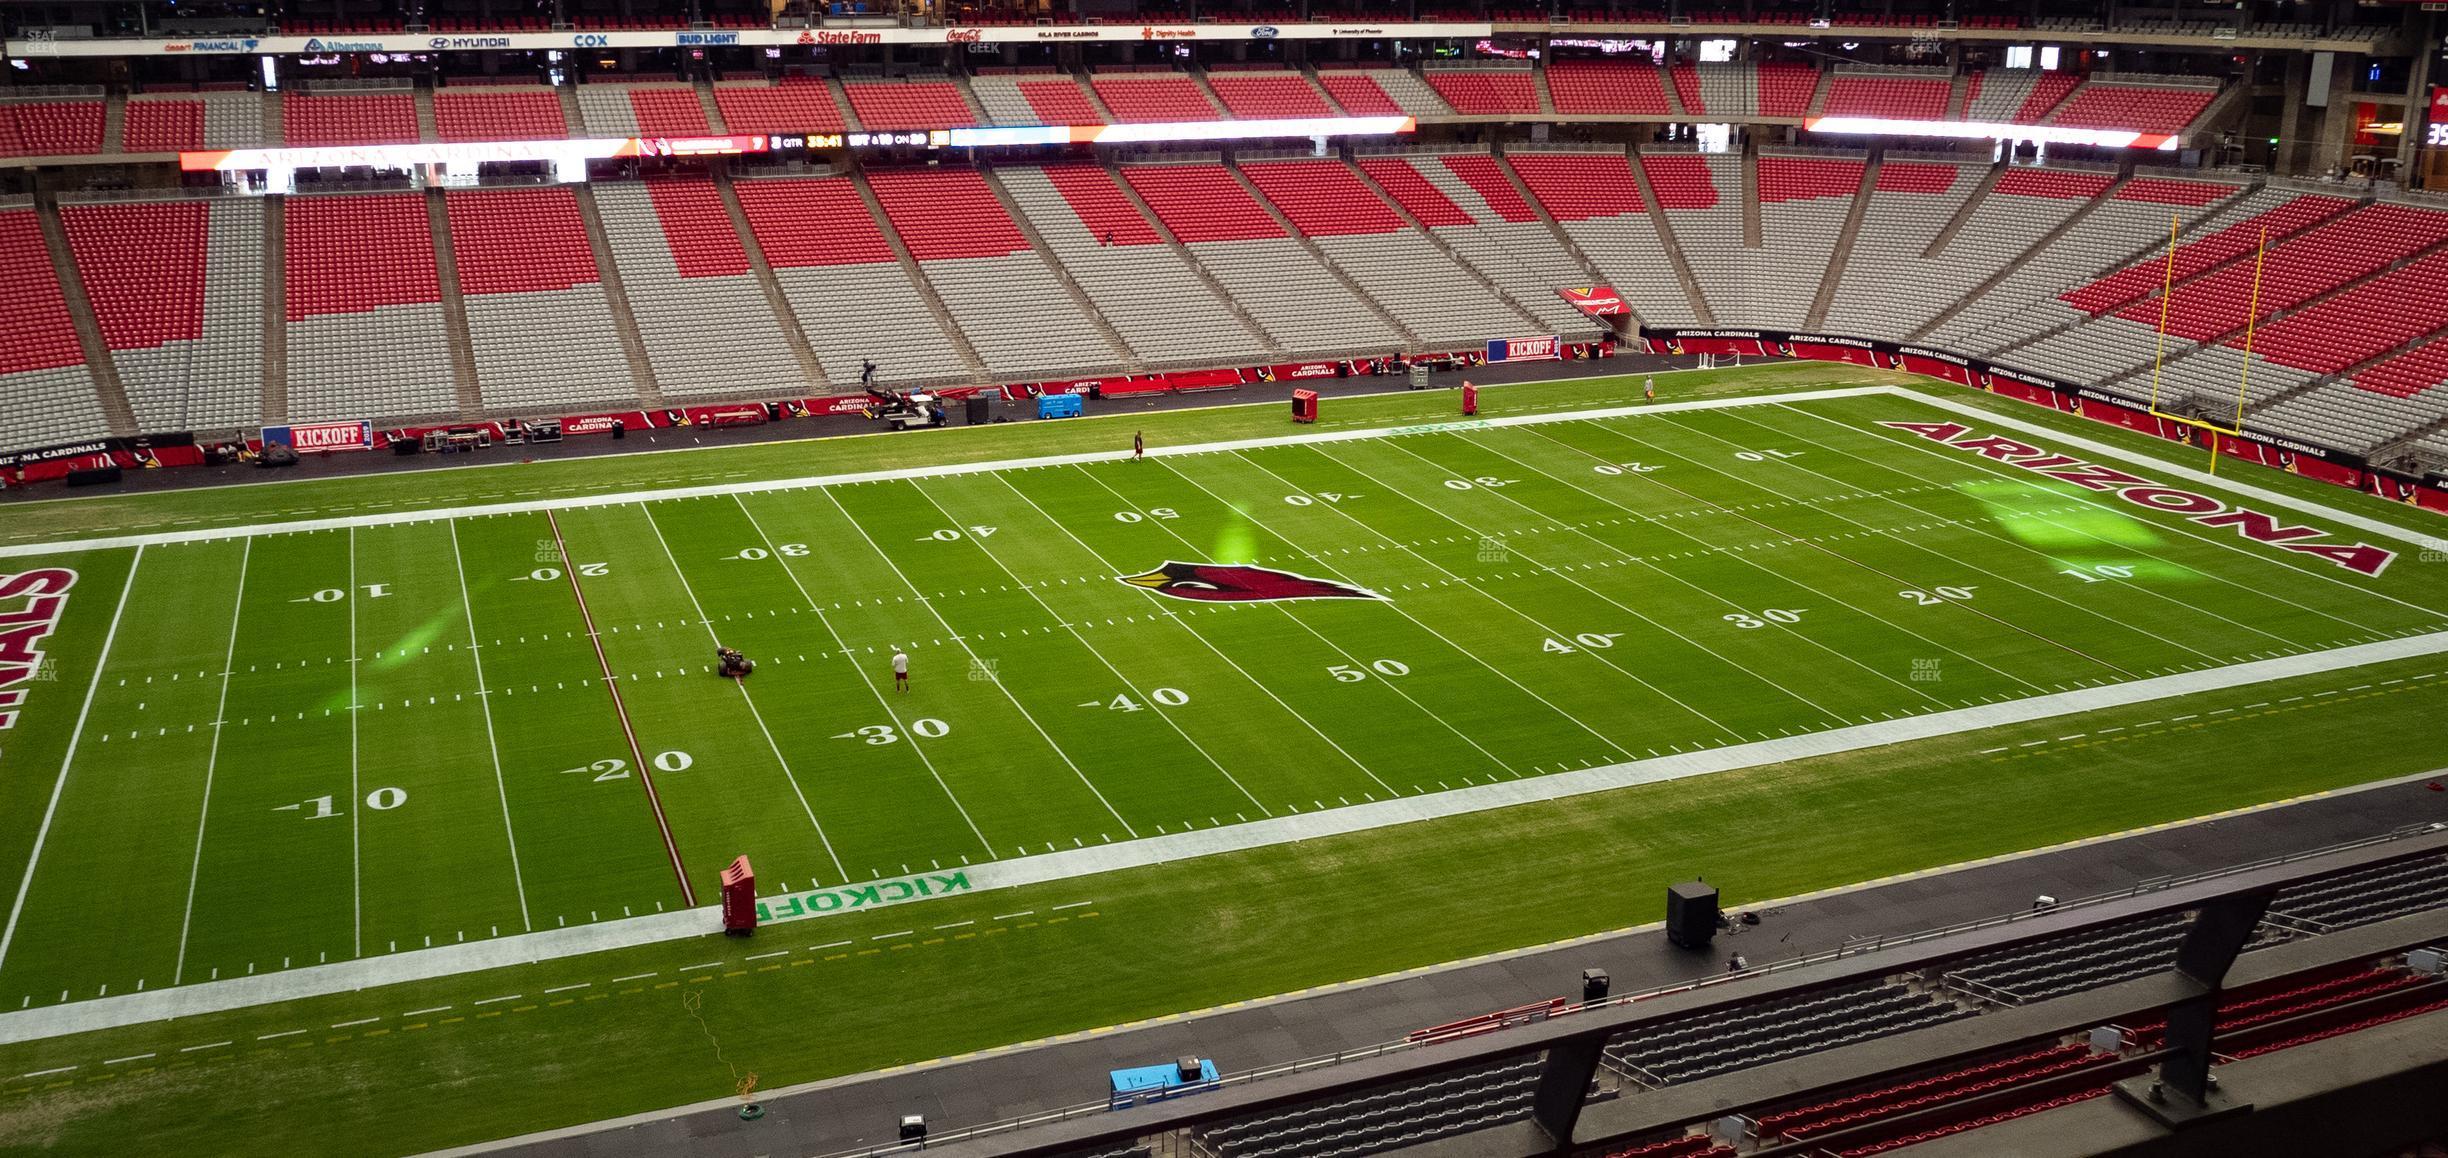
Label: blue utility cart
xmin=1108 ymin=1057 xmax=1220 ymax=1110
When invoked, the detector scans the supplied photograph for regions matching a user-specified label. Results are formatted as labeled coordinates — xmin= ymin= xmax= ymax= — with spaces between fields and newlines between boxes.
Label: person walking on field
xmin=891 ymin=648 xmax=909 ymax=692
xmin=1132 ymin=430 xmax=1145 ymax=461
xmin=1645 ymin=376 xmax=1656 ymax=403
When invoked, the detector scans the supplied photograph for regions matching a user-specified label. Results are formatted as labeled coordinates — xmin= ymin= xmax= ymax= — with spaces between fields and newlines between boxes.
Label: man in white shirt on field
xmin=892 ymin=648 xmax=909 ymax=692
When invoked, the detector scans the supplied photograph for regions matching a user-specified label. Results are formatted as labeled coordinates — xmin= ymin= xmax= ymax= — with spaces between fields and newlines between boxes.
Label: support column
xmin=2113 ymin=890 xmax=2271 ymax=1127
xmin=1528 ymin=1039 xmax=1606 ymax=1148
xmin=2401 ymin=34 xmax=2435 ymax=189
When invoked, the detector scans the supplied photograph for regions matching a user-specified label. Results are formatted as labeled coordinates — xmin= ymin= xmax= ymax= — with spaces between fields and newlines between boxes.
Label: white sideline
xmin=2 ymin=382 xmax=2443 ymax=1046
xmin=3 ymin=627 xmax=2446 ymax=1046
xmin=0 ymin=386 xmax=1888 ymax=560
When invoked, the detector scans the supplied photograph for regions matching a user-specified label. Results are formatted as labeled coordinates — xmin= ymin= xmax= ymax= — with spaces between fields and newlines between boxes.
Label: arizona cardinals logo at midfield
xmin=1118 ymin=562 xmax=1383 ymax=603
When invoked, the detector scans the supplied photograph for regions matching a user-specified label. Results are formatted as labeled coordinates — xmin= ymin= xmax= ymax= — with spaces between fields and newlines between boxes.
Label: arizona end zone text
xmin=1885 ymin=422 xmax=2398 ymax=576
xmin=0 ymin=568 xmax=76 ymax=729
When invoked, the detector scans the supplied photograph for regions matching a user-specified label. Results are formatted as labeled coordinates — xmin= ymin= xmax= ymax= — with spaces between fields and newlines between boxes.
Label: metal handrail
xmin=799 ymin=823 xmax=2444 ymax=1158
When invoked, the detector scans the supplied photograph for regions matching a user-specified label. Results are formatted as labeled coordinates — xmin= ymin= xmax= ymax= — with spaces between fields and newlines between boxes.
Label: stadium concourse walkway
xmin=455 ymin=771 xmax=2448 ymax=1158
xmin=0 ymin=354 xmax=1672 ymax=505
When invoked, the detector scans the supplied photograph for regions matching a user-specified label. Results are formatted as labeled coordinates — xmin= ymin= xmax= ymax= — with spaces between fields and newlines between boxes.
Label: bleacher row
xmin=1158 ymin=854 xmax=2448 ymax=1158
xmin=10 ymin=149 xmax=2448 ymax=466
xmin=2 ymin=64 xmax=2220 ymax=157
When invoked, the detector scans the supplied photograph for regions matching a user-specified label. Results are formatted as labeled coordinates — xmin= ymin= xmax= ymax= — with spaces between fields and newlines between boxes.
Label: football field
xmin=2 ymin=385 xmax=2444 ymax=1019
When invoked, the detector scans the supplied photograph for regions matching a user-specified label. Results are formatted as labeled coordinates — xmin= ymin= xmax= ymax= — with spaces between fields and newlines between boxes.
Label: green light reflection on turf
xmin=1957 ymin=479 xmax=2163 ymax=551
xmin=1213 ymin=505 xmax=1258 ymax=564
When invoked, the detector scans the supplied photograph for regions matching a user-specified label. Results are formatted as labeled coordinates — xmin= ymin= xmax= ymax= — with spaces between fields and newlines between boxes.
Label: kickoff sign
xmin=1485 ymin=336 xmax=1563 ymax=363
xmin=263 ymin=420 xmax=374 ymax=453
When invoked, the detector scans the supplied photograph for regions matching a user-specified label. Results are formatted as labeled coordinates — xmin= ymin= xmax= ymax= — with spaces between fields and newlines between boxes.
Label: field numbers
xmin=1723 ymin=609 xmax=1806 ymax=629
xmin=562 ymin=751 xmax=693 ymax=781
xmin=732 ymin=543 xmax=811 ymax=560
xmin=921 ymin=527 xmax=998 ymax=541
xmin=299 ymin=583 xmax=395 ymax=604
xmin=1093 ymin=687 xmax=1191 ymax=712
xmin=1543 ymin=632 xmax=1625 ymax=653
xmin=275 ymin=788 xmax=407 ymax=818
xmin=1328 ymin=659 xmax=1411 ymax=683
xmin=1113 ymin=508 xmax=1180 ymax=523
xmin=516 ymin=563 xmax=607 ymax=582
xmin=1732 ymin=449 xmax=1802 ymax=462
xmin=1442 ymin=477 xmax=1518 ymax=491
xmin=1899 ymin=585 xmax=1978 ymax=605
xmin=835 ymin=720 xmax=949 ymax=745
xmin=2059 ymin=564 xmax=2137 ymax=583
xmin=1283 ymin=492 xmax=1347 ymax=506
xmin=1591 ymin=463 xmax=1661 ymax=476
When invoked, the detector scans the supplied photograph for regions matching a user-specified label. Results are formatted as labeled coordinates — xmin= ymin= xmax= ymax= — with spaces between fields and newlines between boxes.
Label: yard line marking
xmin=21 ymin=1066 xmax=75 ymax=1077
xmin=611 ymin=973 xmax=656 ymax=984
xmin=810 ymin=941 xmax=850 ymax=951
xmin=934 ymin=920 xmax=975 ymax=930
xmin=638 ymin=504 xmax=849 ymax=885
xmin=174 ymin=538 xmax=250 ymax=986
xmin=988 ymin=474 xmax=1342 ymax=802
xmin=1496 ymin=427 xmax=2037 ymax=698
xmin=330 ymin=1017 xmax=379 ymax=1028
xmin=1768 ymin=406 xmax=2393 ymax=643
xmin=0 ymin=544 xmax=143 ymax=977
xmin=0 ymin=389 xmax=1930 ymax=564
xmin=546 ymin=509 xmax=694 ymax=908
xmin=347 ymin=527 xmax=362 ymax=958
xmin=732 ymin=496 xmax=995 ymax=859
xmin=472 ymin=994 xmax=522 ymax=1006
xmin=256 ymin=1029 xmax=306 ymax=1040
xmin=1611 ymin=413 xmax=2178 ymax=674
xmin=820 ymin=485 xmax=1137 ymax=839
xmin=1170 ymin=456 xmax=1630 ymax=763
xmin=1072 ymin=463 xmax=1521 ymax=783
xmin=448 ymin=521 xmax=531 ymax=931
xmin=402 ymin=1007 xmax=451 ymax=1017
xmin=1314 ymin=443 xmax=1745 ymax=738
xmin=744 ymin=951 xmax=789 ymax=961
xmin=992 ymin=912 xmax=1032 ymax=922
xmin=1050 ymin=901 xmax=1092 ymax=911
xmin=102 ymin=1053 xmax=154 ymax=1065
xmin=678 ymin=962 xmax=722 ymax=972
xmin=178 ymin=1041 xmax=230 ymax=1053
xmin=543 ymin=982 xmax=591 ymax=993
xmin=1432 ymin=433 xmax=1935 ymax=714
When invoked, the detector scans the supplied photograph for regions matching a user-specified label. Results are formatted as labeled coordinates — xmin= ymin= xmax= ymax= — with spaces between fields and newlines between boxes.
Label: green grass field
xmin=1 ymin=369 xmax=2444 ymax=1156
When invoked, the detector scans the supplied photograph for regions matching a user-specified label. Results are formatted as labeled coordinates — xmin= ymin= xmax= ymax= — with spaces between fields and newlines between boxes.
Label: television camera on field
xmin=716 ymin=646 xmax=755 ymax=680
xmin=862 ymin=385 xmax=948 ymax=430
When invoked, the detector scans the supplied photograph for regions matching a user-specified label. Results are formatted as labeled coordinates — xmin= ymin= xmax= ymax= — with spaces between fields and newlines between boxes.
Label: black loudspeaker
xmin=65 ymin=465 xmax=122 ymax=487
xmin=965 ymin=396 xmax=992 ymax=426
xmin=610 ymin=421 xmax=627 ymax=440
xmin=1666 ymin=881 xmax=1719 ymax=949
xmin=1582 ymin=968 xmax=1611 ymax=1002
